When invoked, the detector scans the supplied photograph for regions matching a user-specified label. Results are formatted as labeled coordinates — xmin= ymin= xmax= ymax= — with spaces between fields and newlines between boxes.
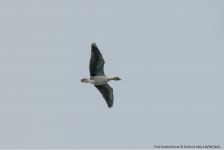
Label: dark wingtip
xmin=91 ymin=42 xmax=97 ymax=47
xmin=107 ymin=101 xmax=113 ymax=108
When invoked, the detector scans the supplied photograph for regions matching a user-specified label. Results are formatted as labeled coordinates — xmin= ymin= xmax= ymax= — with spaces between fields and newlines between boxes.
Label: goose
xmin=81 ymin=43 xmax=121 ymax=108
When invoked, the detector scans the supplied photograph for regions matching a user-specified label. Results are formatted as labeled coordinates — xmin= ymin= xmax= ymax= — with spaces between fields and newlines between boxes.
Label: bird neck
xmin=108 ymin=77 xmax=119 ymax=81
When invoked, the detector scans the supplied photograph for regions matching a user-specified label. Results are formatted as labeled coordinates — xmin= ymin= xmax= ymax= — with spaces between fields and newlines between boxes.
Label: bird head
xmin=114 ymin=77 xmax=121 ymax=80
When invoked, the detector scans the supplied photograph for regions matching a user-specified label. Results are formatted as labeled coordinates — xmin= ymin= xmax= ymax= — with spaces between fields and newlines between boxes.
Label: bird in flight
xmin=81 ymin=43 xmax=121 ymax=108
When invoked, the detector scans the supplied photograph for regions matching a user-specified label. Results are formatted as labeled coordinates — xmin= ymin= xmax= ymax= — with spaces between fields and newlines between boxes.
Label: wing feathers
xmin=89 ymin=43 xmax=105 ymax=77
xmin=94 ymin=84 xmax=114 ymax=108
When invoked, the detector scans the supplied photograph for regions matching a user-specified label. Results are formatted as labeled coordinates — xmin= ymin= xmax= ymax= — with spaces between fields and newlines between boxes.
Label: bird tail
xmin=81 ymin=78 xmax=89 ymax=83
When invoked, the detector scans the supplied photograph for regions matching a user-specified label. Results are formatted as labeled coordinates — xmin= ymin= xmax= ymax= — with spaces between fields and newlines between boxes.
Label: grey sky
xmin=0 ymin=0 xmax=223 ymax=148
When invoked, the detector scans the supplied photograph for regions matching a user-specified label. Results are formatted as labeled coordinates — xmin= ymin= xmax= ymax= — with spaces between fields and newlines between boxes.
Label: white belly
xmin=89 ymin=76 xmax=109 ymax=85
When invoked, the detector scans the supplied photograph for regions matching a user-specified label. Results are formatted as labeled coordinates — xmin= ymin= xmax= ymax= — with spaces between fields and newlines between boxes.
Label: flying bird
xmin=81 ymin=43 xmax=121 ymax=108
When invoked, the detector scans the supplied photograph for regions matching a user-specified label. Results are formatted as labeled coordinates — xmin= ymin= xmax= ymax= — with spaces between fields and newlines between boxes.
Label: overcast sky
xmin=0 ymin=0 xmax=223 ymax=149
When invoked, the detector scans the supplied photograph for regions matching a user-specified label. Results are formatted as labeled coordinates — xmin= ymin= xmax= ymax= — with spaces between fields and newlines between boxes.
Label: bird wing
xmin=94 ymin=83 xmax=114 ymax=108
xmin=89 ymin=43 xmax=105 ymax=77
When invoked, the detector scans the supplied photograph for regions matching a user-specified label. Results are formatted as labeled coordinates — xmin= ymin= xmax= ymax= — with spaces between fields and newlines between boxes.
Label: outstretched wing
xmin=89 ymin=43 xmax=105 ymax=77
xmin=94 ymin=83 xmax=114 ymax=108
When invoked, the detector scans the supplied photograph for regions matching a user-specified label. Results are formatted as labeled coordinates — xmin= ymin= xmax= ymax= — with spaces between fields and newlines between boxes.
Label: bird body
xmin=81 ymin=43 xmax=121 ymax=108
xmin=90 ymin=76 xmax=109 ymax=85
xmin=82 ymin=76 xmax=109 ymax=85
